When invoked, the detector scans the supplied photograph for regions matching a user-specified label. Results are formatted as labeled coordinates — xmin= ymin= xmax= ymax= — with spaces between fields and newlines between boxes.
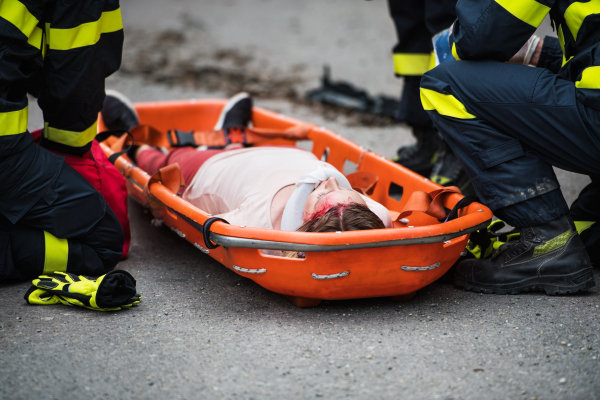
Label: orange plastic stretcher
xmin=98 ymin=99 xmax=493 ymax=307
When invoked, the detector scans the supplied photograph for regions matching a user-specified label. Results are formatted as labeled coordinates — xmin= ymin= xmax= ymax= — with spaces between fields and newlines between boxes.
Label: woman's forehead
xmin=323 ymin=189 xmax=365 ymax=204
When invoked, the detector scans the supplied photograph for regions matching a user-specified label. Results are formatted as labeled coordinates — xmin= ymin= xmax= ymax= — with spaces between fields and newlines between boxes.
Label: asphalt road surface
xmin=1 ymin=1 xmax=598 ymax=399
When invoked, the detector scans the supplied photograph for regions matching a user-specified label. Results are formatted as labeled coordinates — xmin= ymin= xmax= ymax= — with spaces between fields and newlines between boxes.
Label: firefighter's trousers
xmin=0 ymin=0 xmax=124 ymax=279
xmin=421 ymin=60 xmax=600 ymax=260
xmin=0 ymin=145 xmax=123 ymax=280
xmin=388 ymin=0 xmax=455 ymax=127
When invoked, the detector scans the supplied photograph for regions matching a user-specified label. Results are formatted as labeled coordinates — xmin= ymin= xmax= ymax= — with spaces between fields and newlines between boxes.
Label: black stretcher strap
xmin=167 ymin=129 xmax=197 ymax=148
xmin=446 ymin=196 xmax=479 ymax=222
xmin=202 ymin=217 xmax=230 ymax=249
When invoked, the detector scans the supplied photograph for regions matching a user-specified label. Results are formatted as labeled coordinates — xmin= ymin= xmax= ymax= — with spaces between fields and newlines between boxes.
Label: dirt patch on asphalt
xmin=120 ymin=26 xmax=397 ymax=127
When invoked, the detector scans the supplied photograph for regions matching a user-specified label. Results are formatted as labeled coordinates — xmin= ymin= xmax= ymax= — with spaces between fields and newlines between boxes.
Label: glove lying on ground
xmin=24 ymin=270 xmax=141 ymax=311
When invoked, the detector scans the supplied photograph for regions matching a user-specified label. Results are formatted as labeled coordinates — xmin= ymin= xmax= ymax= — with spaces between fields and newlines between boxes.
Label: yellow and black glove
xmin=466 ymin=220 xmax=520 ymax=259
xmin=24 ymin=270 xmax=141 ymax=311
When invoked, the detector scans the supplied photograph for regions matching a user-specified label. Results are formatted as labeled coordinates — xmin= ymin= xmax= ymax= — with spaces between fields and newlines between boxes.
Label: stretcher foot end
xmin=390 ymin=291 xmax=417 ymax=301
xmin=286 ymin=295 xmax=322 ymax=308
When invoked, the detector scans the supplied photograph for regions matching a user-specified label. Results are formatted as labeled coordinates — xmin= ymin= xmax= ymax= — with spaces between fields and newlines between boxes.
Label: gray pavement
xmin=2 ymin=1 xmax=599 ymax=399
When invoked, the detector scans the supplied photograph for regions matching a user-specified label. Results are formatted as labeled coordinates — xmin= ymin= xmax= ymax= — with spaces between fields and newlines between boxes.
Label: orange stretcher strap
xmin=144 ymin=163 xmax=185 ymax=212
xmin=346 ymin=171 xmax=378 ymax=195
xmin=398 ymin=186 xmax=462 ymax=221
xmin=167 ymin=123 xmax=314 ymax=148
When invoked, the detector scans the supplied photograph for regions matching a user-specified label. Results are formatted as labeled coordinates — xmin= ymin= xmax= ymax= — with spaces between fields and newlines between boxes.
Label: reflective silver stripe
xmin=233 ymin=265 xmax=266 ymax=274
xmin=401 ymin=262 xmax=441 ymax=271
xmin=312 ymin=270 xmax=350 ymax=280
xmin=193 ymin=243 xmax=210 ymax=254
xmin=171 ymin=227 xmax=185 ymax=238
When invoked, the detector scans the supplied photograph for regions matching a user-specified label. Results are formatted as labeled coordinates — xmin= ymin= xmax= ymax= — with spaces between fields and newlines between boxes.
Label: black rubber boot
xmin=430 ymin=143 xmax=476 ymax=196
xmin=392 ymin=126 xmax=442 ymax=176
xmin=455 ymin=215 xmax=595 ymax=295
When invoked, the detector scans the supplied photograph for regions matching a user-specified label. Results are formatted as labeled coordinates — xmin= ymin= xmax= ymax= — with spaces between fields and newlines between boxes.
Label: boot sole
xmin=455 ymin=268 xmax=596 ymax=295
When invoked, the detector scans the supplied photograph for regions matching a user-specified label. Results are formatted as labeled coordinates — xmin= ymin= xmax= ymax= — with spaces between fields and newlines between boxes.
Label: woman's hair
xmin=298 ymin=202 xmax=385 ymax=233
xmin=284 ymin=202 xmax=385 ymax=258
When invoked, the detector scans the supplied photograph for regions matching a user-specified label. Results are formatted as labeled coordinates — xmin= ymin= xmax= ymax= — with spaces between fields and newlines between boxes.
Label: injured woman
xmin=102 ymin=91 xmax=392 ymax=234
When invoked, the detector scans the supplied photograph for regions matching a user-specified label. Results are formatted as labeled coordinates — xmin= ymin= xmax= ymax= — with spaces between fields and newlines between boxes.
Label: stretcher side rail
xmin=208 ymin=220 xmax=490 ymax=251
xmin=141 ymin=180 xmax=491 ymax=251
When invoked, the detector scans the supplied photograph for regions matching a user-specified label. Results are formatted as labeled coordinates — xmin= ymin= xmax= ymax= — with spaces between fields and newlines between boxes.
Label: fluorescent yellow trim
xmin=0 ymin=106 xmax=28 ymax=136
xmin=48 ymin=8 xmax=122 ymax=51
xmin=43 ymin=231 xmax=68 ymax=275
xmin=0 ymin=0 xmax=38 ymax=38
xmin=420 ymin=88 xmax=476 ymax=119
xmin=574 ymin=220 xmax=595 ymax=234
xmin=43 ymin=22 xmax=50 ymax=58
xmin=576 ymin=66 xmax=600 ymax=89
xmin=495 ymin=0 xmax=550 ymax=27
xmin=44 ymin=120 xmax=98 ymax=148
xmin=428 ymin=51 xmax=437 ymax=71
xmin=393 ymin=53 xmax=432 ymax=76
xmin=451 ymin=43 xmax=461 ymax=60
xmin=431 ymin=175 xmax=452 ymax=185
xmin=26 ymin=25 xmax=42 ymax=49
xmin=565 ymin=0 xmax=600 ymax=40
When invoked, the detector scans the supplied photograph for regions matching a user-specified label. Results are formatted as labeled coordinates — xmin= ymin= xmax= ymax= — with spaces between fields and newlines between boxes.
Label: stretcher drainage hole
xmin=388 ymin=182 xmax=403 ymax=201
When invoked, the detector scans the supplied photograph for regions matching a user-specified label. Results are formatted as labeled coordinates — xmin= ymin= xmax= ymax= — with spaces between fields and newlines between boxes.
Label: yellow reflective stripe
xmin=48 ymin=8 xmax=122 ymax=51
xmin=0 ymin=106 xmax=28 ymax=136
xmin=26 ymin=25 xmax=42 ymax=49
xmin=420 ymin=88 xmax=476 ymax=119
xmin=393 ymin=53 xmax=432 ymax=75
xmin=451 ymin=43 xmax=461 ymax=61
xmin=564 ymin=0 xmax=600 ymax=41
xmin=494 ymin=0 xmax=550 ymax=27
xmin=575 ymin=66 xmax=600 ymax=89
xmin=44 ymin=120 xmax=98 ymax=148
xmin=43 ymin=231 xmax=68 ymax=275
xmin=574 ymin=220 xmax=595 ymax=234
xmin=557 ymin=25 xmax=568 ymax=66
xmin=428 ymin=52 xmax=437 ymax=71
xmin=0 ymin=0 xmax=38 ymax=38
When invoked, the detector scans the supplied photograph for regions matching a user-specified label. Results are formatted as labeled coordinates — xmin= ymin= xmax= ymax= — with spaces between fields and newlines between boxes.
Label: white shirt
xmin=183 ymin=147 xmax=392 ymax=229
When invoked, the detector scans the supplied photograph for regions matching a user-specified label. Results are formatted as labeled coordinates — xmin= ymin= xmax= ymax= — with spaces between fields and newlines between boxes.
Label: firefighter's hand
xmin=508 ymin=35 xmax=541 ymax=65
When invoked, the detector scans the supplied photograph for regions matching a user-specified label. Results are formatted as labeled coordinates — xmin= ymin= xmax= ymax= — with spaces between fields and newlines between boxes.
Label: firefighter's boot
xmin=454 ymin=215 xmax=595 ymax=295
xmin=430 ymin=143 xmax=476 ymax=196
xmin=392 ymin=126 xmax=442 ymax=176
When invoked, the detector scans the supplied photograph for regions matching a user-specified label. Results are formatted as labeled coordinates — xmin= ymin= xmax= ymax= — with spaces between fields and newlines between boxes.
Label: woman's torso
xmin=183 ymin=147 xmax=335 ymax=229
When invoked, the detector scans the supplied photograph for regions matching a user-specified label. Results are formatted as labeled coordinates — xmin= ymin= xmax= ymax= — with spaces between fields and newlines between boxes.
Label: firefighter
xmin=0 ymin=0 xmax=124 ymax=279
xmin=420 ymin=0 xmax=599 ymax=294
xmin=387 ymin=0 xmax=472 ymax=191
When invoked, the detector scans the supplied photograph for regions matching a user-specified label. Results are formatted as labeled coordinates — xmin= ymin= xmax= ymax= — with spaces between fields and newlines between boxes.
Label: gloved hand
xmin=508 ymin=34 xmax=541 ymax=65
xmin=432 ymin=26 xmax=455 ymax=66
xmin=24 ymin=270 xmax=141 ymax=311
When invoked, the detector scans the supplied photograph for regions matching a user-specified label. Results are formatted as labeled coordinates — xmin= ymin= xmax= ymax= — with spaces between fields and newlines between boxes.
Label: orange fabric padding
xmin=398 ymin=186 xmax=462 ymax=221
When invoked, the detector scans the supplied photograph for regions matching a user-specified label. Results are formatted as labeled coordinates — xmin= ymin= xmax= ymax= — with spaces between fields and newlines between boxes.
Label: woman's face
xmin=303 ymin=177 xmax=366 ymax=222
